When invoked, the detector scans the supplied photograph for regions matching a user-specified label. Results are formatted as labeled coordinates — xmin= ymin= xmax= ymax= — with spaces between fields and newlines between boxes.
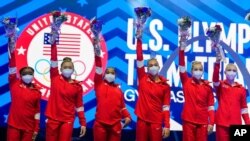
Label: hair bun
xmin=63 ymin=57 xmax=72 ymax=62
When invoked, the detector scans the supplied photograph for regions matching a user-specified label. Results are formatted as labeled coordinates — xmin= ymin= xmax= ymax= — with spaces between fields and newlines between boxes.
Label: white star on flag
xmin=17 ymin=46 xmax=26 ymax=55
xmin=100 ymin=50 xmax=105 ymax=58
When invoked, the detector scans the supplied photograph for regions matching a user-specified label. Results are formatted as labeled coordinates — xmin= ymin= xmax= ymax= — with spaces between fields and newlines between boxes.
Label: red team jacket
xmin=179 ymin=50 xmax=215 ymax=125
xmin=213 ymin=63 xmax=250 ymax=127
xmin=135 ymin=39 xmax=170 ymax=128
xmin=8 ymin=52 xmax=41 ymax=132
xmin=94 ymin=56 xmax=130 ymax=125
xmin=45 ymin=43 xmax=86 ymax=126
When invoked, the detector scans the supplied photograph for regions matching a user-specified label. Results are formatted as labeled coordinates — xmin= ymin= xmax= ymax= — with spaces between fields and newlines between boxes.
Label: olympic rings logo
xmin=34 ymin=59 xmax=86 ymax=82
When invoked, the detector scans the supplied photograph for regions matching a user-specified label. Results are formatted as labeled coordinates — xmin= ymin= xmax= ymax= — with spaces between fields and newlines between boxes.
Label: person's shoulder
xmin=113 ymin=83 xmax=122 ymax=90
xmin=159 ymin=75 xmax=170 ymax=86
xmin=31 ymin=83 xmax=43 ymax=96
xmin=235 ymin=82 xmax=243 ymax=88
xmin=72 ymin=79 xmax=82 ymax=85
xmin=202 ymin=79 xmax=212 ymax=88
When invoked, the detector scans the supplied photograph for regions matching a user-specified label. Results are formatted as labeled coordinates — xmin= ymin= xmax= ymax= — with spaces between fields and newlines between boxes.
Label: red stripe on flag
xmin=59 ymin=37 xmax=80 ymax=39
xmin=43 ymin=54 xmax=79 ymax=57
xmin=43 ymin=46 xmax=80 ymax=50
xmin=60 ymin=33 xmax=81 ymax=36
xmin=55 ymin=44 xmax=80 ymax=46
xmin=43 ymin=50 xmax=80 ymax=53
xmin=59 ymin=40 xmax=80 ymax=43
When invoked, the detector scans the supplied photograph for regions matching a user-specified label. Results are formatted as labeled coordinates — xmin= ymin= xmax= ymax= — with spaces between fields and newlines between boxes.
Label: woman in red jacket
xmin=179 ymin=43 xmax=215 ymax=141
xmin=213 ymin=58 xmax=250 ymax=141
xmin=93 ymin=41 xmax=131 ymax=141
xmin=135 ymin=33 xmax=171 ymax=141
xmin=45 ymin=42 xmax=86 ymax=141
xmin=7 ymin=38 xmax=41 ymax=141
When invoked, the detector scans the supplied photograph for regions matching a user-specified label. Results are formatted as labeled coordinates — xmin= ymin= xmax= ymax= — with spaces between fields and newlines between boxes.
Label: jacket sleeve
xmin=212 ymin=62 xmax=221 ymax=96
xmin=136 ymin=39 xmax=146 ymax=80
xmin=34 ymin=94 xmax=41 ymax=132
xmin=163 ymin=84 xmax=171 ymax=128
xmin=94 ymin=55 xmax=103 ymax=88
xmin=50 ymin=42 xmax=59 ymax=79
xmin=207 ymin=87 xmax=215 ymax=126
xmin=179 ymin=49 xmax=189 ymax=85
xmin=241 ymin=89 xmax=250 ymax=124
xmin=75 ymin=85 xmax=86 ymax=126
xmin=120 ymin=89 xmax=131 ymax=119
xmin=8 ymin=38 xmax=18 ymax=86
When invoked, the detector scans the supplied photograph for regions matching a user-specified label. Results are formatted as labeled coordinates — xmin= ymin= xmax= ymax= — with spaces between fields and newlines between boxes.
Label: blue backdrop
xmin=1 ymin=0 xmax=250 ymax=136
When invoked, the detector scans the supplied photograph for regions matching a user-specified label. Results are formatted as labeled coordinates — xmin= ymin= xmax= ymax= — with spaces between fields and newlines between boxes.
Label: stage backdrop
xmin=0 ymin=0 xmax=250 ymax=131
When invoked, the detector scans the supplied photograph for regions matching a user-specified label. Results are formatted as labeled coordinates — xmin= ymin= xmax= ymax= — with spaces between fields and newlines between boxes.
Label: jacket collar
xmin=223 ymin=80 xmax=242 ymax=87
xmin=59 ymin=75 xmax=81 ymax=84
xmin=19 ymin=81 xmax=41 ymax=91
xmin=147 ymin=73 xmax=168 ymax=84
xmin=104 ymin=79 xmax=119 ymax=87
xmin=191 ymin=77 xmax=211 ymax=85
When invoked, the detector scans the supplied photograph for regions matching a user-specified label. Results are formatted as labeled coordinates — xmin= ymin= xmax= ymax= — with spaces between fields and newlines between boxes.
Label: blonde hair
xmin=225 ymin=63 xmax=237 ymax=71
xmin=147 ymin=58 xmax=158 ymax=66
xmin=105 ymin=67 xmax=116 ymax=74
xmin=191 ymin=61 xmax=203 ymax=70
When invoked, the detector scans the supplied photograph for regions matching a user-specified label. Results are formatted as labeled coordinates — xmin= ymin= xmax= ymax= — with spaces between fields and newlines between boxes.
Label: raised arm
xmin=50 ymin=42 xmax=59 ymax=78
xmin=213 ymin=61 xmax=221 ymax=91
xmin=241 ymin=89 xmax=250 ymax=125
xmin=136 ymin=38 xmax=146 ymax=79
xmin=179 ymin=49 xmax=189 ymax=84
xmin=8 ymin=38 xmax=18 ymax=85
xmin=163 ymin=85 xmax=171 ymax=129
xmin=94 ymin=55 xmax=103 ymax=87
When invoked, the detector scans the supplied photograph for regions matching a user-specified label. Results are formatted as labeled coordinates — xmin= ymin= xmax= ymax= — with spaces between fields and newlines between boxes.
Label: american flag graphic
xmin=43 ymin=33 xmax=81 ymax=57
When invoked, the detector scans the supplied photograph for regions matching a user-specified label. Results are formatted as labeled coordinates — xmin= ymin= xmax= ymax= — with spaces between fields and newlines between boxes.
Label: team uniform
xmin=93 ymin=55 xmax=131 ymax=141
xmin=135 ymin=39 xmax=171 ymax=141
xmin=7 ymin=52 xmax=41 ymax=141
xmin=213 ymin=63 xmax=250 ymax=141
xmin=179 ymin=50 xmax=215 ymax=141
xmin=45 ymin=43 xmax=86 ymax=141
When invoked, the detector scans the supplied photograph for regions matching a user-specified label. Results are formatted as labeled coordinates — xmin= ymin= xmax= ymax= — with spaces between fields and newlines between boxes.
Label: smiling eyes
xmin=193 ymin=68 xmax=203 ymax=71
xmin=148 ymin=64 xmax=158 ymax=67
xmin=226 ymin=69 xmax=237 ymax=72
xmin=106 ymin=71 xmax=115 ymax=75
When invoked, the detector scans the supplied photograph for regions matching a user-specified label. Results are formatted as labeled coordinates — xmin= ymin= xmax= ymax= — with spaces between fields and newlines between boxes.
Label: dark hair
xmin=61 ymin=57 xmax=73 ymax=67
xmin=19 ymin=66 xmax=34 ymax=75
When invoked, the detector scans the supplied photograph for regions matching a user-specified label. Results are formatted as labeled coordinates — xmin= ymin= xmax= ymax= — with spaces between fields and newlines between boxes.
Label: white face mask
xmin=104 ymin=74 xmax=115 ymax=83
xmin=192 ymin=70 xmax=203 ymax=80
xmin=226 ymin=71 xmax=237 ymax=80
xmin=148 ymin=66 xmax=160 ymax=76
xmin=62 ymin=69 xmax=74 ymax=78
xmin=22 ymin=75 xmax=33 ymax=84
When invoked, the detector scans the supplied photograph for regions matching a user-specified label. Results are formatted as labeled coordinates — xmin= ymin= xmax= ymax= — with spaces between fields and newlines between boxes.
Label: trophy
xmin=50 ymin=11 xmax=68 ymax=44
xmin=177 ymin=16 xmax=191 ymax=49
xmin=134 ymin=7 xmax=151 ymax=38
xmin=1 ymin=17 xmax=18 ymax=53
xmin=206 ymin=25 xmax=226 ymax=62
xmin=90 ymin=17 xmax=103 ymax=56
